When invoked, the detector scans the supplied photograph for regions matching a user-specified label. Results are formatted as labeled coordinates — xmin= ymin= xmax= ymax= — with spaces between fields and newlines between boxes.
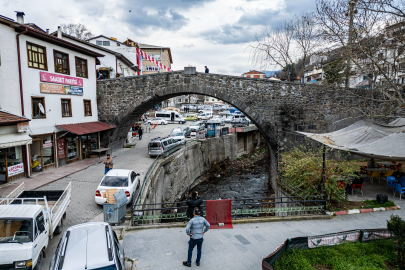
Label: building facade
xmin=242 ymin=70 xmax=266 ymax=79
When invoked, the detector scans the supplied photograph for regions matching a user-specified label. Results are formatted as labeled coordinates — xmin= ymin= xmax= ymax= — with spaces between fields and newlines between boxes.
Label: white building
xmin=0 ymin=12 xmax=114 ymax=183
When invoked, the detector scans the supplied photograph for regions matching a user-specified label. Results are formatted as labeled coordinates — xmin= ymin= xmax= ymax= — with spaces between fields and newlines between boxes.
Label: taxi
xmin=185 ymin=113 xmax=198 ymax=121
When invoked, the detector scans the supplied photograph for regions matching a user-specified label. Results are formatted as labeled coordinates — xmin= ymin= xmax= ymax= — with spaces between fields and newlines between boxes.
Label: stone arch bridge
xmin=97 ymin=67 xmax=390 ymax=190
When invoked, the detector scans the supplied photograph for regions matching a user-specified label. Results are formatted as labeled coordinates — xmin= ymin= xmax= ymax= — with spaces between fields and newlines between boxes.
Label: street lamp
xmin=122 ymin=65 xmax=138 ymax=77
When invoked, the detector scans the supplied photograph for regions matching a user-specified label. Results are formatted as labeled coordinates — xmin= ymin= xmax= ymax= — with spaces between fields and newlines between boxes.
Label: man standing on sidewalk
xmin=138 ymin=126 xmax=143 ymax=140
xmin=183 ymin=207 xmax=210 ymax=267
xmin=104 ymin=154 xmax=114 ymax=174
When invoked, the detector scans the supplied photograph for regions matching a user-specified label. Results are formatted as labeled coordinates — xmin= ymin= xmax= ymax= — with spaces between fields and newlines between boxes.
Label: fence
xmin=132 ymin=195 xmax=326 ymax=225
xmin=262 ymin=228 xmax=392 ymax=270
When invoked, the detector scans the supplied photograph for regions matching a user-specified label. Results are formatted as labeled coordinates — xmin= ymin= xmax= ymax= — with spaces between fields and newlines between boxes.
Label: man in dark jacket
xmin=204 ymin=66 xmax=209 ymax=73
xmin=186 ymin=191 xmax=203 ymax=219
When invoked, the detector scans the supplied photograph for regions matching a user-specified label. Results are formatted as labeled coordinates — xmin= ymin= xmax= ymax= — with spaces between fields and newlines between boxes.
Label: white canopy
xmin=0 ymin=132 xmax=32 ymax=148
xmin=297 ymin=119 xmax=405 ymax=161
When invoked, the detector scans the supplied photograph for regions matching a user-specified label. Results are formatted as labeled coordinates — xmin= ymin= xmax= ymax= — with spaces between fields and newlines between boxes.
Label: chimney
xmin=57 ymin=26 xmax=62 ymax=38
xmin=15 ymin=11 xmax=25 ymax=24
xmin=46 ymin=29 xmax=49 ymax=34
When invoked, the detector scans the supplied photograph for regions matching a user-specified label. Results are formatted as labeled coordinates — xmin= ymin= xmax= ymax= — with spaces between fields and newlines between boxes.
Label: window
xmin=75 ymin=57 xmax=88 ymax=78
xmin=54 ymin=50 xmax=69 ymax=74
xmin=35 ymin=212 xmax=45 ymax=233
xmin=32 ymin=97 xmax=46 ymax=118
xmin=27 ymin=42 xmax=47 ymax=70
xmin=61 ymin=99 xmax=72 ymax=117
xmin=103 ymin=41 xmax=110 ymax=46
xmin=150 ymin=54 xmax=161 ymax=61
xmin=96 ymin=41 xmax=102 ymax=45
xmin=117 ymin=43 xmax=120 ymax=46
xmin=83 ymin=100 xmax=92 ymax=116
xmin=145 ymin=66 xmax=160 ymax=72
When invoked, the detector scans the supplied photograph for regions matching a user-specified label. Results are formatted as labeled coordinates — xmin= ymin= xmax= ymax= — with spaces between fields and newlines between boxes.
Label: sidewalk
xmin=123 ymin=207 xmax=405 ymax=270
xmin=0 ymin=158 xmax=103 ymax=197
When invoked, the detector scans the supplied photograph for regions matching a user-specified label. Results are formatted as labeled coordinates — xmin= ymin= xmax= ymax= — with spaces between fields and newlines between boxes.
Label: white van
xmin=197 ymin=112 xmax=213 ymax=120
xmin=155 ymin=111 xmax=186 ymax=124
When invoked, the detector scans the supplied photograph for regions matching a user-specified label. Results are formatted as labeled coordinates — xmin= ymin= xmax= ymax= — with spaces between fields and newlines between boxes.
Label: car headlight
xmin=15 ymin=260 xmax=32 ymax=268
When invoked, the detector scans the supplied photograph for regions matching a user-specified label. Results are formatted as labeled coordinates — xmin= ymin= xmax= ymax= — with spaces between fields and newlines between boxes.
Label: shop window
xmin=6 ymin=147 xmax=24 ymax=177
xmin=27 ymin=42 xmax=47 ymax=70
xmin=61 ymin=99 xmax=72 ymax=117
xmin=32 ymin=97 xmax=46 ymax=119
xmin=75 ymin=57 xmax=88 ymax=78
xmin=54 ymin=50 xmax=70 ymax=75
xmin=42 ymin=135 xmax=55 ymax=166
xmin=66 ymin=134 xmax=78 ymax=160
xmin=84 ymin=100 xmax=92 ymax=116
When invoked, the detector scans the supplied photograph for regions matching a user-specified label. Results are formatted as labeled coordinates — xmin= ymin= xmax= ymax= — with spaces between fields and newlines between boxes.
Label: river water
xmin=189 ymin=160 xmax=273 ymax=201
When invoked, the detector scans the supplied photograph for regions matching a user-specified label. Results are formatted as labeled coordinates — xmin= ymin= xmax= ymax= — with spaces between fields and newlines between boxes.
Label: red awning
xmin=57 ymin=121 xmax=115 ymax=135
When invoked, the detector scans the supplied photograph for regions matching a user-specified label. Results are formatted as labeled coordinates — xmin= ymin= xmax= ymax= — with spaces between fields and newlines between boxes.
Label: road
xmin=39 ymin=120 xmax=203 ymax=269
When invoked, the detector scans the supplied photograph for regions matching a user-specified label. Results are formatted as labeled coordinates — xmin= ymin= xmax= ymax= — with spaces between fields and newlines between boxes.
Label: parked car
xmin=147 ymin=118 xmax=168 ymax=125
xmin=0 ymin=183 xmax=71 ymax=270
xmin=190 ymin=121 xmax=206 ymax=132
xmin=49 ymin=222 xmax=125 ymax=270
xmin=179 ymin=126 xmax=192 ymax=138
xmin=224 ymin=114 xmax=234 ymax=123
xmin=95 ymin=169 xmax=140 ymax=205
xmin=185 ymin=113 xmax=198 ymax=121
xmin=212 ymin=115 xmax=225 ymax=126
xmin=148 ymin=137 xmax=180 ymax=157
xmin=197 ymin=112 xmax=213 ymax=120
xmin=219 ymin=110 xmax=231 ymax=115
xmin=170 ymin=128 xmax=186 ymax=144
xmin=232 ymin=118 xmax=250 ymax=127
xmin=197 ymin=105 xmax=204 ymax=110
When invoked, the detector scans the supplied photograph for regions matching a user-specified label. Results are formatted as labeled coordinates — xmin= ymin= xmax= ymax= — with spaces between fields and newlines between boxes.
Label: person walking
xmin=138 ymin=126 xmax=143 ymax=140
xmin=186 ymin=191 xmax=204 ymax=219
xmin=104 ymin=154 xmax=114 ymax=174
xmin=183 ymin=207 xmax=210 ymax=267
xmin=204 ymin=66 xmax=209 ymax=73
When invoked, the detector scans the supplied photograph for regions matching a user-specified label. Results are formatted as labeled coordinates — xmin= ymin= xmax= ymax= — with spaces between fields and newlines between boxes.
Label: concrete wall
xmin=140 ymin=134 xmax=237 ymax=206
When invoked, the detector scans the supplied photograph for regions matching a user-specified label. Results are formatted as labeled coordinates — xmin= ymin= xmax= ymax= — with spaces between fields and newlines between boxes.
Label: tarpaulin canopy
xmin=297 ymin=118 xmax=405 ymax=161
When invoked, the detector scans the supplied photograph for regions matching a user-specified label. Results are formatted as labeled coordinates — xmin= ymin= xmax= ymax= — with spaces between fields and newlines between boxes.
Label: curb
xmin=326 ymin=205 xmax=400 ymax=216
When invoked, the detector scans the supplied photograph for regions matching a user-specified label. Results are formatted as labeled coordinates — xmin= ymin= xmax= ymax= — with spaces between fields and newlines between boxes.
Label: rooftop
xmin=0 ymin=111 xmax=30 ymax=126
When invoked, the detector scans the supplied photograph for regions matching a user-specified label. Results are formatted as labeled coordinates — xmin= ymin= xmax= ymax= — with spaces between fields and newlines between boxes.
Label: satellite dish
xmin=38 ymin=103 xmax=45 ymax=114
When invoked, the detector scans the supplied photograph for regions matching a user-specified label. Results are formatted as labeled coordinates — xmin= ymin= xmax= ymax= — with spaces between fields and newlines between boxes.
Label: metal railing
xmin=132 ymin=195 xmax=326 ymax=225
xmin=0 ymin=182 xmax=25 ymax=205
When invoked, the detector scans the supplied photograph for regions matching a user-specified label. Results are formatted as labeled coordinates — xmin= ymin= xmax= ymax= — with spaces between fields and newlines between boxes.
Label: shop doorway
xmin=81 ymin=133 xmax=99 ymax=159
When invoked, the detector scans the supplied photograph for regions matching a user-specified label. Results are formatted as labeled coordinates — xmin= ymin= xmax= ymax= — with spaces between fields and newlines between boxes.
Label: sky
xmin=2 ymin=0 xmax=316 ymax=75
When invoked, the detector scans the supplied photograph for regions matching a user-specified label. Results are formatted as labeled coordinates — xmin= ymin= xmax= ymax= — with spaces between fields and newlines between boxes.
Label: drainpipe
xmin=16 ymin=26 xmax=28 ymax=116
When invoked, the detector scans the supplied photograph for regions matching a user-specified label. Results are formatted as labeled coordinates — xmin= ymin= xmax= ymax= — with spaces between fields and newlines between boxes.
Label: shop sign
xmin=17 ymin=122 xmax=29 ymax=132
xmin=40 ymin=83 xmax=83 ymax=96
xmin=8 ymin=163 xmax=24 ymax=176
xmin=43 ymin=141 xmax=53 ymax=148
xmin=57 ymin=138 xmax=65 ymax=158
xmin=40 ymin=71 xmax=83 ymax=86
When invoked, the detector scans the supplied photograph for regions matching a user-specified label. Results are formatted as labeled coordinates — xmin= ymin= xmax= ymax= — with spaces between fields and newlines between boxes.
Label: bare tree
xmin=60 ymin=23 xmax=94 ymax=40
xmin=250 ymin=20 xmax=298 ymax=81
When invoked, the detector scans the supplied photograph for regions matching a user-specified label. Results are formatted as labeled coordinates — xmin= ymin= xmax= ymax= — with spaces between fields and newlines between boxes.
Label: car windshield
xmin=171 ymin=131 xmax=184 ymax=136
xmin=101 ymin=176 xmax=128 ymax=187
xmin=0 ymin=219 xmax=33 ymax=243
xmin=191 ymin=123 xmax=199 ymax=126
xmin=149 ymin=142 xmax=160 ymax=147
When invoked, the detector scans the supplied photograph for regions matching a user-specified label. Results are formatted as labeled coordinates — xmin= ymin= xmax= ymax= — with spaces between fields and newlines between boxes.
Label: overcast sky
xmin=2 ymin=0 xmax=316 ymax=75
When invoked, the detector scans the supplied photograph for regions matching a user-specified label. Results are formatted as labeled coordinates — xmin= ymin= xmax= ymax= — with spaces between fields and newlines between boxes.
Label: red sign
xmin=57 ymin=138 xmax=65 ymax=158
xmin=40 ymin=71 xmax=84 ymax=87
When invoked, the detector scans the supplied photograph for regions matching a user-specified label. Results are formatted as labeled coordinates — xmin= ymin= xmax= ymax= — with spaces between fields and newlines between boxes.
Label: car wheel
xmin=54 ymin=219 xmax=63 ymax=235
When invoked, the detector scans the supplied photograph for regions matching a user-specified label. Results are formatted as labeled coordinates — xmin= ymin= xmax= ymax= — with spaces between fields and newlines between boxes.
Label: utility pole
xmin=345 ymin=0 xmax=357 ymax=88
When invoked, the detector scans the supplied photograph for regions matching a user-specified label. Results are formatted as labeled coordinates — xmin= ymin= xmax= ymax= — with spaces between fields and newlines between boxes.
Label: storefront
xmin=0 ymin=112 xmax=31 ymax=184
xmin=30 ymin=134 xmax=56 ymax=173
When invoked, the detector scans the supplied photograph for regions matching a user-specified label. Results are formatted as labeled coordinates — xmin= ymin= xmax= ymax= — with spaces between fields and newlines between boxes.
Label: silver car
xmin=148 ymin=137 xmax=179 ymax=157
xmin=189 ymin=121 xmax=205 ymax=132
xmin=49 ymin=222 xmax=124 ymax=270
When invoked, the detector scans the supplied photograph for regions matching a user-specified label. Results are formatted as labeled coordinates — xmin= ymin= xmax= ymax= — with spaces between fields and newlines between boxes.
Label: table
xmin=377 ymin=162 xmax=396 ymax=166
xmin=364 ymin=168 xmax=391 ymax=172
xmin=89 ymin=148 xmax=110 ymax=159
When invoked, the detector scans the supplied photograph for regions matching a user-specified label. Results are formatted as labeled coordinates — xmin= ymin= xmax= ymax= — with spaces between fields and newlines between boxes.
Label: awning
xmin=56 ymin=121 xmax=115 ymax=135
xmin=297 ymin=118 xmax=405 ymax=161
xmin=0 ymin=132 xmax=32 ymax=148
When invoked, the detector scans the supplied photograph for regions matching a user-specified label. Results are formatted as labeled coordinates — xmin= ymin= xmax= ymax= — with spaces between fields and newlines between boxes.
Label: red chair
xmin=398 ymin=163 xmax=402 ymax=168
xmin=392 ymin=161 xmax=397 ymax=164
xmin=352 ymin=179 xmax=365 ymax=196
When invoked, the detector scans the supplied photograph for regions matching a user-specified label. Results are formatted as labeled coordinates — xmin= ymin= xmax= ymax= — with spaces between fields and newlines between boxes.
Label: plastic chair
xmin=398 ymin=163 xmax=402 ymax=168
xmin=369 ymin=171 xmax=380 ymax=184
xmin=393 ymin=183 xmax=405 ymax=200
xmin=392 ymin=161 xmax=397 ymax=164
xmin=387 ymin=176 xmax=396 ymax=194
xmin=399 ymin=177 xmax=405 ymax=187
xmin=352 ymin=179 xmax=365 ymax=196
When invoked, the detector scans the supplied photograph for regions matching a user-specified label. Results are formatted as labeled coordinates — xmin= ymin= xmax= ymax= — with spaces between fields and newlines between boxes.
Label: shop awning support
xmin=322 ymin=145 xmax=326 ymax=211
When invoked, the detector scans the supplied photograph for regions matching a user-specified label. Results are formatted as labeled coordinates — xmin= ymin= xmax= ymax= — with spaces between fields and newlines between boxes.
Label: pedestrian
xmin=204 ymin=66 xmax=209 ymax=73
xmin=104 ymin=154 xmax=114 ymax=174
xmin=186 ymin=191 xmax=204 ymax=219
xmin=183 ymin=207 xmax=210 ymax=267
xmin=138 ymin=126 xmax=143 ymax=140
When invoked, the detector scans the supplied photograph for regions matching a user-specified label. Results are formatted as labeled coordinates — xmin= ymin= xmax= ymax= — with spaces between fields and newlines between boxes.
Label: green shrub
xmin=387 ymin=215 xmax=405 ymax=268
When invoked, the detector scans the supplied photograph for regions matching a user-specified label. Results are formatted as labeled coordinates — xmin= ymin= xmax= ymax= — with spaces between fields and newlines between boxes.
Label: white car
xmin=95 ymin=169 xmax=140 ymax=205
xmin=147 ymin=118 xmax=168 ymax=125
xmin=170 ymin=128 xmax=186 ymax=144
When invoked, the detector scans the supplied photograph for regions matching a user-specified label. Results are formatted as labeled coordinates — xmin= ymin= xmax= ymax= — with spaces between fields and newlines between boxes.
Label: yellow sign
xmin=40 ymin=83 xmax=64 ymax=94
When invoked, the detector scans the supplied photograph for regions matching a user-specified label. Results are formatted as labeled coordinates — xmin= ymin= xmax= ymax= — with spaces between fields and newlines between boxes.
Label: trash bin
xmin=103 ymin=190 xmax=127 ymax=225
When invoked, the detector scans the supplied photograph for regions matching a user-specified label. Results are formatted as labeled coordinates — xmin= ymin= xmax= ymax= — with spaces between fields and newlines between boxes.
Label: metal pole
xmin=322 ymin=145 xmax=327 ymax=212
xmin=345 ymin=0 xmax=357 ymax=88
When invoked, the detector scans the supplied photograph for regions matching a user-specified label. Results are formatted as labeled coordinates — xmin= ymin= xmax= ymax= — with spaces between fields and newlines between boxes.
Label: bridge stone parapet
xmin=97 ymin=68 xmax=393 ymax=192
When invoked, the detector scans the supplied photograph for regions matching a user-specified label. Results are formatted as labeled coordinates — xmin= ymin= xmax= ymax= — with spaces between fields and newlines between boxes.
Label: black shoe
xmin=183 ymin=261 xmax=191 ymax=267
xmin=196 ymin=262 xmax=200 ymax=266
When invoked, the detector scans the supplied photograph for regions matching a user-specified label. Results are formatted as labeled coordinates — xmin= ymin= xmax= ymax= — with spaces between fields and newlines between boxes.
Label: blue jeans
xmin=187 ymin=238 xmax=203 ymax=264
xmin=105 ymin=168 xmax=110 ymax=174
xmin=139 ymin=135 xmax=142 ymax=140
